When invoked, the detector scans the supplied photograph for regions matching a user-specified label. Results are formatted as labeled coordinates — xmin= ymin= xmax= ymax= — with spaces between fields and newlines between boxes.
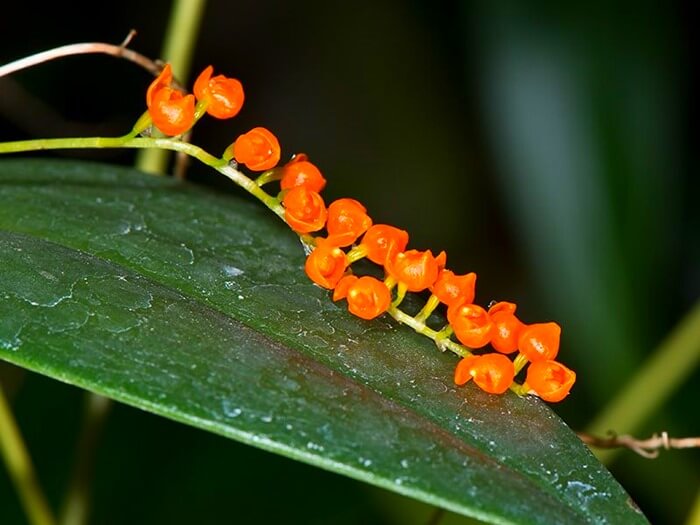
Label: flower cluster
xmin=274 ymin=157 xmax=575 ymax=402
xmin=292 ymin=195 xmax=576 ymax=401
xmin=141 ymin=64 xmax=575 ymax=403
xmin=145 ymin=64 xmax=245 ymax=136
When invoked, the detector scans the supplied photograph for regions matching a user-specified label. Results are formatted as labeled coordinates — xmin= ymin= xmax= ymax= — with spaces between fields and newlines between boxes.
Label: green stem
xmin=135 ymin=0 xmax=207 ymax=174
xmin=255 ymin=169 xmax=283 ymax=187
xmin=0 ymin=383 xmax=57 ymax=525
xmin=388 ymin=306 xmax=471 ymax=358
xmin=587 ymin=300 xmax=700 ymax=464
xmin=415 ymin=295 xmax=440 ymax=324
xmin=0 ymin=136 xmax=284 ymax=220
xmin=346 ymin=244 xmax=368 ymax=264
xmin=59 ymin=394 xmax=111 ymax=525
xmin=684 ymin=487 xmax=700 ymax=525
xmin=513 ymin=353 xmax=528 ymax=374
xmin=425 ymin=507 xmax=445 ymax=525
xmin=392 ymin=282 xmax=408 ymax=308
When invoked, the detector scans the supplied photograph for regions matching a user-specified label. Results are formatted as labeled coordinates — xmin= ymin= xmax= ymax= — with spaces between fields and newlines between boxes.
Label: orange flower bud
xmin=232 ymin=127 xmax=281 ymax=171
xmin=146 ymin=64 xmax=174 ymax=107
xmin=526 ymin=360 xmax=576 ymax=402
xmin=282 ymin=186 xmax=327 ymax=233
xmin=359 ymin=224 xmax=409 ymax=265
xmin=148 ymin=87 xmax=196 ymax=136
xmin=326 ymin=198 xmax=373 ymax=247
xmin=488 ymin=301 xmax=525 ymax=354
xmin=454 ymin=353 xmax=515 ymax=394
xmin=454 ymin=355 xmax=479 ymax=385
xmin=193 ymin=65 xmax=244 ymax=119
xmin=333 ymin=275 xmax=358 ymax=301
xmin=304 ymin=243 xmax=348 ymax=289
xmin=431 ymin=270 xmax=476 ymax=307
xmin=447 ymin=301 xmax=493 ymax=348
xmin=345 ymin=276 xmax=391 ymax=320
xmin=280 ymin=160 xmax=326 ymax=193
xmin=385 ymin=249 xmax=446 ymax=292
xmin=518 ymin=322 xmax=561 ymax=362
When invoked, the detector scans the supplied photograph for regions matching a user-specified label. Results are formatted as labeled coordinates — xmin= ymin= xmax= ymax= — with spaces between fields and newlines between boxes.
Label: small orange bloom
xmin=345 ymin=276 xmax=391 ymax=320
xmin=526 ymin=360 xmax=576 ymax=402
xmin=447 ymin=301 xmax=493 ymax=348
xmin=385 ymin=249 xmax=446 ymax=292
xmin=454 ymin=355 xmax=479 ymax=385
xmin=488 ymin=301 xmax=524 ymax=354
xmin=454 ymin=353 xmax=514 ymax=394
xmin=283 ymin=186 xmax=327 ymax=233
xmin=326 ymin=198 xmax=373 ymax=247
xmin=232 ymin=127 xmax=281 ymax=171
xmin=431 ymin=270 xmax=476 ymax=307
xmin=194 ymin=65 xmax=244 ymax=119
xmin=333 ymin=275 xmax=358 ymax=301
xmin=280 ymin=160 xmax=326 ymax=193
xmin=282 ymin=186 xmax=328 ymax=233
xmin=359 ymin=224 xmax=409 ymax=265
xmin=146 ymin=64 xmax=174 ymax=107
xmin=148 ymin=87 xmax=195 ymax=136
xmin=305 ymin=243 xmax=348 ymax=289
xmin=518 ymin=322 xmax=561 ymax=362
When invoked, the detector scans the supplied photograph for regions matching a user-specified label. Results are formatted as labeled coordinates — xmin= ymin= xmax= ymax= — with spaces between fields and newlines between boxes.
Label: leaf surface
xmin=0 ymin=159 xmax=647 ymax=524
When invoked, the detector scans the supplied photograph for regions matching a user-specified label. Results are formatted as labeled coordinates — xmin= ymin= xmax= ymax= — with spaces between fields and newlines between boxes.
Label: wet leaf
xmin=0 ymin=159 xmax=648 ymax=524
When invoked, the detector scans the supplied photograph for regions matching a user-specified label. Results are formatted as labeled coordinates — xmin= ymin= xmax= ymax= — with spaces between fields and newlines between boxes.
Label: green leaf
xmin=0 ymin=159 xmax=647 ymax=524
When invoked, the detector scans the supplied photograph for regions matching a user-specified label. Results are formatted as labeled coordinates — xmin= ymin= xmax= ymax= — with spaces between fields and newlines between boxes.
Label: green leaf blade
xmin=0 ymin=159 xmax=648 ymax=524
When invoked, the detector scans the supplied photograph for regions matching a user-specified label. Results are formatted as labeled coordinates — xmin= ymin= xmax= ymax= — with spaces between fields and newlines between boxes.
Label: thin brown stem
xmin=2 ymin=41 xmax=142 ymax=80
xmin=577 ymin=431 xmax=700 ymax=459
xmin=0 ymin=34 xmax=187 ymax=94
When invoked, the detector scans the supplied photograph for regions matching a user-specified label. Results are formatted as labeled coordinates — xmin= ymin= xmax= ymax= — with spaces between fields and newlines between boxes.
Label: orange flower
xmin=358 ymin=224 xmax=409 ymax=265
xmin=345 ymin=276 xmax=391 ymax=320
xmin=326 ymin=198 xmax=373 ymax=247
xmin=280 ymin=159 xmax=326 ymax=193
xmin=282 ymin=186 xmax=327 ymax=233
xmin=517 ymin=322 xmax=561 ymax=362
xmin=454 ymin=355 xmax=479 ymax=385
xmin=488 ymin=301 xmax=525 ymax=354
xmin=333 ymin=275 xmax=358 ymax=301
xmin=146 ymin=64 xmax=174 ymax=107
xmin=431 ymin=270 xmax=476 ymax=307
xmin=148 ymin=87 xmax=195 ymax=136
xmin=232 ymin=127 xmax=281 ymax=171
xmin=447 ymin=301 xmax=493 ymax=348
xmin=385 ymin=249 xmax=446 ymax=292
xmin=305 ymin=243 xmax=349 ymax=289
xmin=454 ymin=353 xmax=514 ymax=394
xmin=526 ymin=360 xmax=576 ymax=402
xmin=193 ymin=65 xmax=244 ymax=119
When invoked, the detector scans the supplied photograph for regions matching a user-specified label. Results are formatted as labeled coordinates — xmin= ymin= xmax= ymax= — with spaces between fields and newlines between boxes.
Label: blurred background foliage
xmin=0 ymin=0 xmax=696 ymax=523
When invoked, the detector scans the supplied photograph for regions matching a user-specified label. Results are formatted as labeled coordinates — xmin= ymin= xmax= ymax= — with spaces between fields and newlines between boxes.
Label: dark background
xmin=0 ymin=1 xmax=697 ymax=523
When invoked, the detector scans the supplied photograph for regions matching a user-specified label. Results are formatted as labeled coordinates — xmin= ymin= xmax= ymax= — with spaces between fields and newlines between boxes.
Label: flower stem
xmin=0 ymin=383 xmax=57 ymax=525
xmin=388 ymin=306 xmax=471 ymax=358
xmin=0 ymin=136 xmax=284 ymax=221
xmin=513 ymin=353 xmax=528 ymax=374
xmin=392 ymin=282 xmax=408 ymax=308
xmin=255 ymin=169 xmax=283 ymax=187
xmin=414 ymin=295 xmax=440 ymax=324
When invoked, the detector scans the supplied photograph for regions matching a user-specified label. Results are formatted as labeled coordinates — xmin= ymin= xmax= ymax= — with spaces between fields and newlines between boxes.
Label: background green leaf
xmin=0 ymin=159 xmax=647 ymax=524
